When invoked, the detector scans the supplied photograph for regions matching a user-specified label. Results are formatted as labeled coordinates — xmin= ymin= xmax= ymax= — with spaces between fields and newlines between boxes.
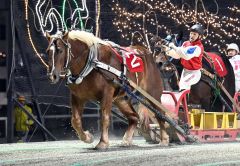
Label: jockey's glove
xmin=168 ymin=42 xmax=177 ymax=50
xmin=161 ymin=39 xmax=169 ymax=45
xmin=161 ymin=45 xmax=170 ymax=52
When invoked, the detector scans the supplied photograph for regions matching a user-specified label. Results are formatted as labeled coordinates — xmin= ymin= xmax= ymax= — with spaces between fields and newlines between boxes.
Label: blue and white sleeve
xmin=174 ymin=45 xmax=202 ymax=60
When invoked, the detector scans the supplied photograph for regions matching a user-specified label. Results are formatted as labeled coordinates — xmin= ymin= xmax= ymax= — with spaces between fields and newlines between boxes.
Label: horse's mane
xmin=68 ymin=30 xmax=107 ymax=47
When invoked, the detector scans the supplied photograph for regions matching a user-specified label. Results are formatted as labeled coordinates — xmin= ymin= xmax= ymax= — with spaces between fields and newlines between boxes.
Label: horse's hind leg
xmin=137 ymin=104 xmax=160 ymax=143
xmin=138 ymin=104 xmax=169 ymax=146
xmin=158 ymin=119 xmax=169 ymax=146
xmin=71 ymin=95 xmax=94 ymax=143
xmin=114 ymin=98 xmax=138 ymax=146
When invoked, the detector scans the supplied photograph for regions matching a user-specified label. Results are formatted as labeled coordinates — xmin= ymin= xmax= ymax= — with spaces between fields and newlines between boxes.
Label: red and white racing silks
xmin=167 ymin=40 xmax=204 ymax=90
xmin=229 ymin=55 xmax=240 ymax=92
xmin=180 ymin=40 xmax=204 ymax=70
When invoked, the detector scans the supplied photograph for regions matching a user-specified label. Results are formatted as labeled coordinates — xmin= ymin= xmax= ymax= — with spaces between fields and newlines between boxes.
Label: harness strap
xmin=201 ymin=68 xmax=214 ymax=79
xmin=67 ymin=43 xmax=98 ymax=84
xmin=203 ymin=52 xmax=217 ymax=74
xmin=108 ymin=45 xmax=127 ymax=76
xmin=65 ymin=42 xmax=73 ymax=69
xmin=95 ymin=60 xmax=177 ymax=119
xmin=94 ymin=61 xmax=122 ymax=77
xmin=67 ymin=42 xmax=129 ymax=85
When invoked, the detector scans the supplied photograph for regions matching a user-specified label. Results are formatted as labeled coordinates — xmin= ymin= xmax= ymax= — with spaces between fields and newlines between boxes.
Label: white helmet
xmin=227 ymin=43 xmax=239 ymax=53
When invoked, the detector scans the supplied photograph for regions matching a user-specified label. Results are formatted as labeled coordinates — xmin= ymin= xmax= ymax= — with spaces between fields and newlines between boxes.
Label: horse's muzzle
xmin=47 ymin=71 xmax=60 ymax=84
xmin=48 ymin=73 xmax=59 ymax=84
xmin=47 ymin=70 xmax=66 ymax=84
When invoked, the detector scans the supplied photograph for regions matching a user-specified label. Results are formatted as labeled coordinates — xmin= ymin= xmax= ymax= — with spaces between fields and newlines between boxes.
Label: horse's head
xmin=154 ymin=44 xmax=181 ymax=91
xmin=45 ymin=31 xmax=70 ymax=84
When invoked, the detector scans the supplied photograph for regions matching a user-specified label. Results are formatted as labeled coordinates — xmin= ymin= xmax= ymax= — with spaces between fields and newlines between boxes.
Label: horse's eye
xmin=57 ymin=47 xmax=63 ymax=54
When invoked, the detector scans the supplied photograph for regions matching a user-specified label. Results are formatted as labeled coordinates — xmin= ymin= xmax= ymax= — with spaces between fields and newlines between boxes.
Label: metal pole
xmin=6 ymin=0 xmax=14 ymax=143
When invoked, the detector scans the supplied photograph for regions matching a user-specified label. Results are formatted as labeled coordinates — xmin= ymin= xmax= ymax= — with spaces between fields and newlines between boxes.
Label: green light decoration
xmin=62 ymin=0 xmax=84 ymax=30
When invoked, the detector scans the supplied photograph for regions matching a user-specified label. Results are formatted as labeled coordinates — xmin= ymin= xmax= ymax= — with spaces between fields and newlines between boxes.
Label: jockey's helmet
xmin=227 ymin=43 xmax=239 ymax=53
xmin=190 ymin=24 xmax=204 ymax=35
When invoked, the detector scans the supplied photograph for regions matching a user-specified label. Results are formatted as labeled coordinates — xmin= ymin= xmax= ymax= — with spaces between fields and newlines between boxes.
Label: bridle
xmin=47 ymin=32 xmax=74 ymax=77
xmin=152 ymin=37 xmax=180 ymax=83
xmin=47 ymin=31 xmax=99 ymax=85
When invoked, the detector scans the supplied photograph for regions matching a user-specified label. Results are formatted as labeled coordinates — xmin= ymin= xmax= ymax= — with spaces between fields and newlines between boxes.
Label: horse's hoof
xmin=83 ymin=130 xmax=94 ymax=143
xmin=159 ymin=142 xmax=169 ymax=147
xmin=121 ymin=140 xmax=132 ymax=147
xmin=95 ymin=141 xmax=109 ymax=150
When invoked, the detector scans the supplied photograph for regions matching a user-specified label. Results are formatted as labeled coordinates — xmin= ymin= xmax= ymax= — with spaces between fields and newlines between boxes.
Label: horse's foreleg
xmin=95 ymin=88 xmax=114 ymax=149
xmin=71 ymin=96 xmax=94 ymax=143
xmin=114 ymin=99 xmax=138 ymax=146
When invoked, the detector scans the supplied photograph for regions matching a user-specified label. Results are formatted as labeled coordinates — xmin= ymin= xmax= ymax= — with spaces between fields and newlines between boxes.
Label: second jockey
xmin=163 ymin=24 xmax=205 ymax=91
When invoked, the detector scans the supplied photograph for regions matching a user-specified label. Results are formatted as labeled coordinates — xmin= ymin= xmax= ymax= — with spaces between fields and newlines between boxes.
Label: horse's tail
xmin=137 ymin=104 xmax=160 ymax=143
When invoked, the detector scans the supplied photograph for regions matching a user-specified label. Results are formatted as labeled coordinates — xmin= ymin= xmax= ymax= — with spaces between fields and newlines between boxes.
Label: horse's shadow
xmin=83 ymin=142 xmax=189 ymax=153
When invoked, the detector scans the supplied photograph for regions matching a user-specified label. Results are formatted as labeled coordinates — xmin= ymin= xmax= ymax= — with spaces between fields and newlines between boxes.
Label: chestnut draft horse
xmin=45 ymin=30 xmax=168 ymax=149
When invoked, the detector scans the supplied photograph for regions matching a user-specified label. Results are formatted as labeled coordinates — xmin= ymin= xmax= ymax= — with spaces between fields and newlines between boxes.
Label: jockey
xmin=163 ymin=24 xmax=204 ymax=91
xmin=226 ymin=43 xmax=240 ymax=92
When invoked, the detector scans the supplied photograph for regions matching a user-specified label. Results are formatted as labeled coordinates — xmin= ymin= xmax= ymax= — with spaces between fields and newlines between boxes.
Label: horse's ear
xmin=63 ymin=31 xmax=69 ymax=40
xmin=44 ymin=32 xmax=51 ymax=41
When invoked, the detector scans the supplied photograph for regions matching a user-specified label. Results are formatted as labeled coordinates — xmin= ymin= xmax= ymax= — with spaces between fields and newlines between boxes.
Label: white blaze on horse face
xmin=49 ymin=45 xmax=56 ymax=75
